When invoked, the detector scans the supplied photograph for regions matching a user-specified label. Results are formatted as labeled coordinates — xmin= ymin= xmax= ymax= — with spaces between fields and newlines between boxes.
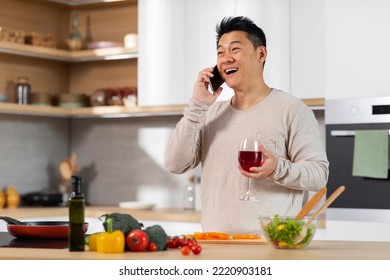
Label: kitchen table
xmin=0 ymin=239 xmax=389 ymax=260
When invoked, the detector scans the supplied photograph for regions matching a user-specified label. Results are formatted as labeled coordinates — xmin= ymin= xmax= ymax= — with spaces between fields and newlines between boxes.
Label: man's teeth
xmin=225 ymin=68 xmax=238 ymax=74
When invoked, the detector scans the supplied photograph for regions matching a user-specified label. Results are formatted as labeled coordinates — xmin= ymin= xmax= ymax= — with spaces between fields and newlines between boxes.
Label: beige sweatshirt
xmin=164 ymin=89 xmax=329 ymax=234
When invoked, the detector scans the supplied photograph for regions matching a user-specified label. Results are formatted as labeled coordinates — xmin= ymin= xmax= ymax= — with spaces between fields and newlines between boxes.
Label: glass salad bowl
xmin=259 ymin=215 xmax=319 ymax=249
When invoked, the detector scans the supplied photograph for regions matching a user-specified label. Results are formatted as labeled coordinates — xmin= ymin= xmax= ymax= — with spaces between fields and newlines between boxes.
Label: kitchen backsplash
xmin=0 ymin=110 xmax=324 ymax=209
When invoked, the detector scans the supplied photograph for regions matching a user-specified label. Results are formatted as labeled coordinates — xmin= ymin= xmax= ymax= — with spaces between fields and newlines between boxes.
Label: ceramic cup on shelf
xmin=124 ymin=33 xmax=138 ymax=49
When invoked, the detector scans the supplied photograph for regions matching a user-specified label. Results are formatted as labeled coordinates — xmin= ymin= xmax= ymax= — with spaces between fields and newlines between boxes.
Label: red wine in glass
xmin=238 ymin=137 xmax=261 ymax=201
xmin=238 ymin=151 xmax=263 ymax=172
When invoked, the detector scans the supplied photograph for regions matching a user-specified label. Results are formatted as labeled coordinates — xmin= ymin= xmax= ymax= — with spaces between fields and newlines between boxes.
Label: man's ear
xmin=258 ymin=46 xmax=267 ymax=62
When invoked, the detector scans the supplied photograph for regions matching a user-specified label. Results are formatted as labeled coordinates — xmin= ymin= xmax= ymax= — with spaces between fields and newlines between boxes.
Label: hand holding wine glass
xmin=238 ymin=137 xmax=263 ymax=201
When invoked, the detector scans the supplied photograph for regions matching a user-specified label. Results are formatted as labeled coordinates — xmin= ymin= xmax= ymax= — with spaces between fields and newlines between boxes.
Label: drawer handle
xmin=330 ymin=129 xmax=390 ymax=137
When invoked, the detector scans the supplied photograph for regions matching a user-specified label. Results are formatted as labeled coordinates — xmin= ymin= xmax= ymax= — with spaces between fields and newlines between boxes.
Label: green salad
xmin=263 ymin=215 xmax=316 ymax=249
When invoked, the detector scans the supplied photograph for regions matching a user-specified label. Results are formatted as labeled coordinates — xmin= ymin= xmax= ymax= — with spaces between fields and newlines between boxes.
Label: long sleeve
xmin=164 ymin=98 xmax=209 ymax=174
xmin=268 ymin=106 xmax=329 ymax=191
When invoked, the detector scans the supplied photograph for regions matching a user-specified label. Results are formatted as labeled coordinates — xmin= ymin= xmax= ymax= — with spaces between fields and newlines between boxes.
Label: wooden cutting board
xmin=197 ymin=238 xmax=269 ymax=245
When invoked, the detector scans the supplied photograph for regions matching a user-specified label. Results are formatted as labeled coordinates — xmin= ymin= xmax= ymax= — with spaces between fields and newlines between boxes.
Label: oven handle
xmin=330 ymin=129 xmax=390 ymax=137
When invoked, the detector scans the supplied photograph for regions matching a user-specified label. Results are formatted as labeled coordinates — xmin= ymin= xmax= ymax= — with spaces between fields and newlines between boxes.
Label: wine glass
xmin=238 ymin=137 xmax=263 ymax=201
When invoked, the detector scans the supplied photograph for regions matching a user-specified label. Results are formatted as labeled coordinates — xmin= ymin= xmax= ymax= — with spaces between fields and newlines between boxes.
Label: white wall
xmin=138 ymin=0 xmax=291 ymax=106
xmin=139 ymin=0 xmax=390 ymax=103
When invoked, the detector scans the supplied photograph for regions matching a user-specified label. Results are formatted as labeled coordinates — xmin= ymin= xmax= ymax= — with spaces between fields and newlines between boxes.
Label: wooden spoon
xmin=59 ymin=160 xmax=72 ymax=181
xmin=295 ymin=187 xmax=327 ymax=219
xmin=68 ymin=153 xmax=77 ymax=175
xmin=293 ymin=185 xmax=346 ymax=244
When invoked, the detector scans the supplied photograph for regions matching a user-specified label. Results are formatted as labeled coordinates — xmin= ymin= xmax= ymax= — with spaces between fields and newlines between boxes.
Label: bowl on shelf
xmin=259 ymin=215 xmax=319 ymax=249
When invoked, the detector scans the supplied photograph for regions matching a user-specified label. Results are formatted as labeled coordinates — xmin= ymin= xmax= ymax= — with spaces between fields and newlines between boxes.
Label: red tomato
xmin=187 ymin=239 xmax=197 ymax=247
xmin=180 ymin=245 xmax=191 ymax=255
xmin=147 ymin=242 xmax=158 ymax=252
xmin=166 ymin=237 xmax=179 ymax=248
xmin=179 ymin=238 xmax=188 ymax=247
xmin=126 ymin=229 xmax=150 ymax=252
xmin=191 ymin=244 xmax=202 ymax=255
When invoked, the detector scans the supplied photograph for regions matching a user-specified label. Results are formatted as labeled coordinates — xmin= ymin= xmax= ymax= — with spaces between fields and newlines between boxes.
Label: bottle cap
xmin=71 ymin=175 xmax=82 ymax=194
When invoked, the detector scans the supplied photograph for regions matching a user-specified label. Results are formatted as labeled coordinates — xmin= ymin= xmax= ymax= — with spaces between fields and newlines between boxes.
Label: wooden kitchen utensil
xmin=68 ymin=153 xmax=77 ymax=175
xmin=295 ymin=187 xmax=327 ymax=219
xmin=293 ymin=185 xmax=346 ymax=244
xmin=59 ymin=160 xmax=72 ymax=181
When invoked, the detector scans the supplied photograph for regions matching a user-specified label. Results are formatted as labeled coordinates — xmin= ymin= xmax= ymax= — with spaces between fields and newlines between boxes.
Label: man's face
xmin=217 ymin=31 xmax=264 ymax=91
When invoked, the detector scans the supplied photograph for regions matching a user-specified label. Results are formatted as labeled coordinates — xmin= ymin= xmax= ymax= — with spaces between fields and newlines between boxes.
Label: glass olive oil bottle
xmin=68 ymin=175 xmax=85 ymax=251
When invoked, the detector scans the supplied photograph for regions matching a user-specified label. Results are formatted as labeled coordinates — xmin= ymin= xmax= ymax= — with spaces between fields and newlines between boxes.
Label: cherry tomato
xmin=179 ymin=238 xmax=188 ymax=247
xmin=126 ymin=229 xmax=150 ymax=252
xmin=191 ymin=244 xmax=202 ymax=255
xmin=147 ymin=242 xmax=158 ymax=252
xmin=187 ymin=238 xmax=197 ymax=247
xmin=180 ymin=245 xmax=191 ymax=255
xmin=166 ymin=237 xmax=180 ymax=248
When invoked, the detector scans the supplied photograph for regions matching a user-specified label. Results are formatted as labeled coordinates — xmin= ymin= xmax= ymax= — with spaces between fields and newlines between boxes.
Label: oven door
xmin=326 ymin=123 xmax=390 ymax=209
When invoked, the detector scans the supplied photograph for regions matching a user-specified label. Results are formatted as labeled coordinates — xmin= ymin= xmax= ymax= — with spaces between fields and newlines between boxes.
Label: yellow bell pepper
xmin=96 ymin=218 xmax=125 ymax=254
xmin=86 ymin=233 xmax=101 ymax=251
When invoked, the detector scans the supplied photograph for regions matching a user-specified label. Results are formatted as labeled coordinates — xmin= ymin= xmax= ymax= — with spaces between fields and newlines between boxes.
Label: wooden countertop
xmin=0 ymin=206 xmax=327 ymax=228
xmin=1 ymin=240 xmax=389 ymax=260
xmin=0 ymin=206 xmax=201 ymax=223
xmin=1 ymin=207 xmax=389 ymax=260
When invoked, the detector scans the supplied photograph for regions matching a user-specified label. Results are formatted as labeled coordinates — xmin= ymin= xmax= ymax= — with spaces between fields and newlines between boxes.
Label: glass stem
xmin=246 ymin=177 xmax=251 ymax=196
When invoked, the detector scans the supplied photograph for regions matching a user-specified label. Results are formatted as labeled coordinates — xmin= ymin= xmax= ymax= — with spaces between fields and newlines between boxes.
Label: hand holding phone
xmin=209 ymin=65 xmax=224 ymax=93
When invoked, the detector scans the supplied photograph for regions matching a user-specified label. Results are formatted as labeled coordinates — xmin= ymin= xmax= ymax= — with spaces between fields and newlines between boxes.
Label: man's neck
xmin=231 ymin=83 xmax=272 ymax=110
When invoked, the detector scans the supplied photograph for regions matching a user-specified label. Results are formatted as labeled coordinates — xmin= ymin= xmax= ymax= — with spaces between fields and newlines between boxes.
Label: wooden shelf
xmin=0 ymin=102 xmax=185 ymax=118
xmin=0 ymin=41 xmax=138 ymax=62
xmin=0 ymin=99 xmax=324 ymax=118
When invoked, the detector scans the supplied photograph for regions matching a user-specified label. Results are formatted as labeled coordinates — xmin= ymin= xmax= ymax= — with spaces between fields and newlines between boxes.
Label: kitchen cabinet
xmin=324 ymin=0 xmax=390 ymax=100
xmin=0 ymin=0 xmax=138 ymax=103
xmin=290 ymin=0 xmax=325 ymax=99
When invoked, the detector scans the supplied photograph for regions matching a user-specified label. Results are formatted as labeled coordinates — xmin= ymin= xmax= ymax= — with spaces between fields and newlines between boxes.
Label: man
xmin=164 ymin=16 xmax=329 ymax=234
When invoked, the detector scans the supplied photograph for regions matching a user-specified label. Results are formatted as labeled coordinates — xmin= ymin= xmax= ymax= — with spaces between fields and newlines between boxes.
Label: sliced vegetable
xmin=191 ymin=232 xmax=230 ymax=240
xmin=232 ymin=234 xmax=261 ymax=240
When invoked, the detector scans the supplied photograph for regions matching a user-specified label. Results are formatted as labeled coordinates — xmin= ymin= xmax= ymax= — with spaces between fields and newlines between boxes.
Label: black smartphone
xmin=209 ymin=65 xmax=224 ymax=93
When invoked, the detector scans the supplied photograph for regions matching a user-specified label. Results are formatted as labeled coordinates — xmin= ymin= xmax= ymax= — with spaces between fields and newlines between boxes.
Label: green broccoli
xmin=100 ymin=213 xmax=143 ymax=236
xmin=144 ymin=224 xmax=169 ymax=251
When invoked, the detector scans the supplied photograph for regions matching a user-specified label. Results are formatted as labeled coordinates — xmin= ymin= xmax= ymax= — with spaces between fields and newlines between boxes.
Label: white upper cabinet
xmin=138 ymin=0 xmax=291 ymax=106
xmin=290 ymin=0 xmax=325 ymax=99
xmin=324 ymin=0 xmax=390 ymax=100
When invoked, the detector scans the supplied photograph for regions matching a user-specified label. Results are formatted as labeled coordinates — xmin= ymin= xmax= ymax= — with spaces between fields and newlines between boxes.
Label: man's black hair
xmin=216 ymin=16 xmax=266 ymax=49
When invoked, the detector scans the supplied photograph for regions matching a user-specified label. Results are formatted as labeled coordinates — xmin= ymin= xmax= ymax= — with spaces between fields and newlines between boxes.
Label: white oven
xmin=325 ymin=96 xmax=390 ymax=209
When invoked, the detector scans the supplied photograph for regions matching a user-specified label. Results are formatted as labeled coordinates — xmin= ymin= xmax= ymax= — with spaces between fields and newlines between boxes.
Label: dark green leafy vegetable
xmin=143 ymin=224 xmax=169 ymax=251
xmin=264 ymin=215 xmax=315 ymax=249
xmin=100 ymin=213 xmax=143 ymax=236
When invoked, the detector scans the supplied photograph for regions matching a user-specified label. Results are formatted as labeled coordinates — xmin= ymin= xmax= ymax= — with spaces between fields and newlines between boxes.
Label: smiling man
xmin=164 ymin=16 xmax=329 ymax=234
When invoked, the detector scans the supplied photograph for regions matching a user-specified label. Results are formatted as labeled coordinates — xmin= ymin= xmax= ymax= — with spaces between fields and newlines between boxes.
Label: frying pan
xmin=1 ymin=217 xmax=89 ymax=239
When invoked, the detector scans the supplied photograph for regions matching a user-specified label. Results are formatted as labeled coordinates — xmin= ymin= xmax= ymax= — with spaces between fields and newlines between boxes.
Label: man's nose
xmin=220 ymin=53 xmax=234 ymax=64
